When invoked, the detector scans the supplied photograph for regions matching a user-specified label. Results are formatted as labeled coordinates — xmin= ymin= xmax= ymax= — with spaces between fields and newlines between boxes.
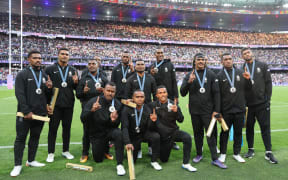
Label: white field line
xmin=0 ymin=129 xmax=288 ymax=149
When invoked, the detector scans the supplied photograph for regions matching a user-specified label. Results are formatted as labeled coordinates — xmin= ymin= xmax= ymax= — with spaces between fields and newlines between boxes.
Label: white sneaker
xmin=26 ymin=161 xmax=45 ymax=167
xmin=216 ymin=146 xmax=220 ymax=154
xmin=148 ymin=147 xmax=152 ymax=156
xmin=62 ymin=151 xmax=74 ymax=160
xmin=137 ymin=150 xmax=142 ymax=159
xmin=218 ymin=154 xmax=226 ymax=163
xmin=116 ymin=164 xmax=126 ymax=176
xmin=233 ymin=154 xmax=246 ymax=163
xmin=46 ymin=153 xmax=54 ymax=162
xmin=10 ymin=165 xmax=22 ymax=177
xmin=151 ymin=162 xmax=162 ymax=171
xmin=182 ymin=164 xmax=197 ymax=172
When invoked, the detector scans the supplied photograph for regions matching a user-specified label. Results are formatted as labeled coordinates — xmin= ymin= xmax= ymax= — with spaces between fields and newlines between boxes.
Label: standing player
xmin=10 ymin=50 xmax=53 ymax=177
xmin=180 ymin=53 xmax=227 ymax=169
xmin=241 ymin=48 xmax=278 ymax=164
xmin=45 ymin=47 xmax=78 ymax=162
xmin=217 ymin=53 xmax=251 ymax=163
xmin=111 ymin=51 xmax=134 ymax=101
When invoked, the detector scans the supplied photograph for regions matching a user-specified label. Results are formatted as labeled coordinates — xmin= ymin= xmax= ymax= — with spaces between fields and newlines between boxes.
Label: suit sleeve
xmin=15 ymin=71 xmax=31 ymax=115
xmin=180 ymin=72 xmax=191 ymax=97
xmin=171 ymin=64 xmax=179 ymax=98
xmin=263 ymin=64 xmax=272 ymax=102
xmin=76 ymin=78 xmax=85 ymax=100
xmin=80 ymin=98 xmax=94 ymax=122
xmin=121 ymin=107 xmax=131 ymax=145
xmin=151 ymin=76 xmax=157 ymax=101
xmin=211 ymin=72 xmax=221 ymax=113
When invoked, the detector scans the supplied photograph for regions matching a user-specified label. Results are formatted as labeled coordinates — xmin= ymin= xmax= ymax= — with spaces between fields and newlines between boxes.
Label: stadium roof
xmin=1 ymin=0 xmax=288 ymax=32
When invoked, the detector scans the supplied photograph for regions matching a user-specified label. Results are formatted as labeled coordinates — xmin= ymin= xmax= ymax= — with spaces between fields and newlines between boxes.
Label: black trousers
xmin=191 ymin=114 xmax=218 ymax=161
xmin=131 ymin=131 xmax=160 ymax=163
xmin=90 ymin=128 xmax=124 ymax=164
xmin=160 ymin=130 xmax=192 ymax=164
xmin=14 ymin=117 xmax=44 ymax=165
xmin=246 ymin=105 xmax=272 ymax=151
xmin=220 ymin=112 xmax=244 ymax=155
xmin=48 ymin=107 xmax=73 ymax=153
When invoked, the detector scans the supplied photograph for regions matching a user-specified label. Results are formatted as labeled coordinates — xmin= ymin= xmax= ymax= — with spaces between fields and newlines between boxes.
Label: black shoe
xmin=244 ymin=149 xmax=255 ymax=158
xmin=265 ymin=153 xmax=278 ymax=164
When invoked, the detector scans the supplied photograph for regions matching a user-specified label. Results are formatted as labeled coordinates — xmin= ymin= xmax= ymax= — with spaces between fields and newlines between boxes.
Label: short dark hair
xmin=220 ymin=53 xmax=231 ymax=60
xmin=28 ymin=50 xmax=41 ymax=58
xmin=156 ymin=85 xmax=167 ymax=93
xmin=105 ymin=81 xmax=116 ymax=88
xmin=58 ymin=47 xmax=69 ymax=54
xmin=133 ymin=89 xmax=145 ymax=96
xmin=193 ymin=53 xmax=205 ymax=67
xmin=241 ymin=48 xmax=251 ymax=54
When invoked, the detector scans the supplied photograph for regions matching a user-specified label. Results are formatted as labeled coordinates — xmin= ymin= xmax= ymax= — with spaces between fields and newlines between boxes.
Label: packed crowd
xmin=1 ymin=67 xmax=287 ymax=86
xmin=1 ymin=13 xmax=288 ymax=45
xmin=1 ymin=35 xmax=288 ymax=67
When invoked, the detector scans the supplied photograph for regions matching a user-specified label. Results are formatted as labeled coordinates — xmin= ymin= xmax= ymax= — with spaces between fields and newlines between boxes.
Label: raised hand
xmin=110 ymin=110 xmax=118 ymax=122
xmin=150 ymin=66 xmax=156 ymax=75
xmin=170 ymin=99 xmax=178 ymax=112
xmin=128 ymin=58 xmax=134 ymax=72
xmin=188 ymin=69 xmax=196 ymax=83
xmin=91 ymin=96 xmax=101 ymax=112
xmin=150 ymin=108 xmax=157 ymax=122
xmin=83 ymin=81 xmax=90 ymax=93
xmin=72 ymin=72 xmax=78 ymax=84
xmin=242 ymin=66 xmax=251 ymax=80
xmin=46 ymin=75 xmax=53 ymax=89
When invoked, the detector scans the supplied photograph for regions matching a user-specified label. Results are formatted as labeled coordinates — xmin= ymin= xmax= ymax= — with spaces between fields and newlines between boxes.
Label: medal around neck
xmin=36 ymin=88 xmax=42 ymax=95
xmin=61 ymin=82 xmax=67 ymax=87
xmin=95 ymin=82 xmax=101 ymax=88
xmin=135 ymin=126 xmax=140 ymax=133
xmin=199 ymin=87 xmax=206 ymax=94
xmin=29 ymin=67 xmax=42 ymax=95
xmin=230 ymin=87 xmax=236 ymax=93
xmin=109 ymin=106 xmax=116 ymax=113
xmin=154 ymin=67 xmax=158 ymax=73
xmin=109 ymin=99 xmax=116 ymax=112
xmin=167 ymin=100 xmax=173 ymax=112
xmin=122 ymin=78 xmax=127 ymax=83
xmin=195 ymin=68 xmax=207 ymax=94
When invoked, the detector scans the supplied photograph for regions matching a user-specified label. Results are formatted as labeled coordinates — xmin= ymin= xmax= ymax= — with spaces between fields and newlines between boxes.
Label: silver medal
xmin=36 ymin=88 xmax=42 ymax=95
xmin=95 ymin=82 xmax=101 ymax=88
xmin=109 ymin=106 xmax=116 ymax=113
xmin=154 ymin=67 xmax=158 ymax=73
xmin=230 ymin=87 xmax=236 ymax=93
xmin=167 ymin=103 xmax=173 ymax=111
xmin=61 ymin=82 xmax=67 ymax=87
xmin=236 ymin=75 xmax=240 ymax=81
xmin=122 ymin=78 xmax=127 ymax=83
xmin=199 ymin=87 xmax=206 ymax=94
xmin=135 ymin=127 xmax=140 ymax=133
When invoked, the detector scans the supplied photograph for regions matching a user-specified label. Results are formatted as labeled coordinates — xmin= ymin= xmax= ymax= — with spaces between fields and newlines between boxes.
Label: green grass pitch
xmin=0 ymin=86 xmax=287 ymax=180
